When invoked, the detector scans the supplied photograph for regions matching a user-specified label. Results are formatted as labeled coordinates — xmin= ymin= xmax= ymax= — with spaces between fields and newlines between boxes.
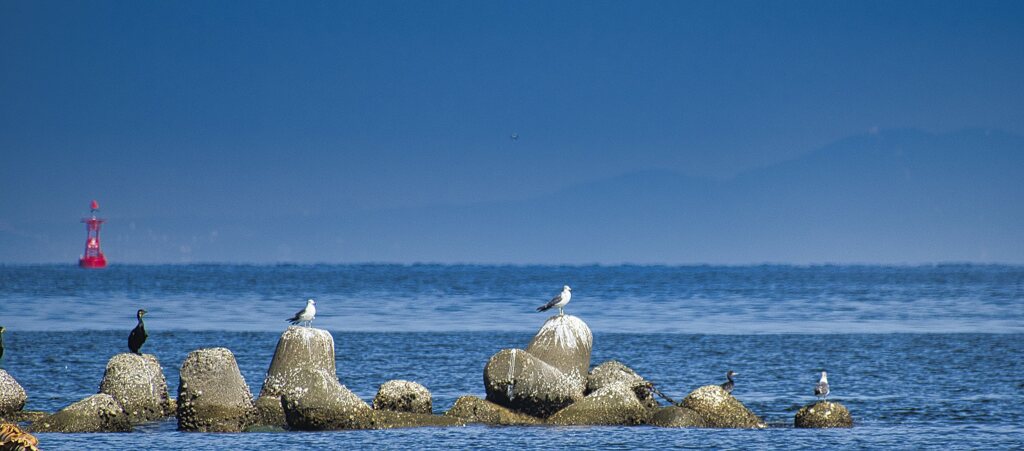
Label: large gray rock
xmin=0 ymin=370 xmax=27 ymax=416
xmin=444 ymin=396 xmax=543 ymax=425
xmin=548 ymin=382 xmax=652 ymax=426
xmin=373 ymin=380 xmax=432 ymax=414
xmin=648 ymin=405 xmax=708 ymax=428
xmin=98 ymin=353 xmax=172 ymax=423
xmin=256 ymin=326 xmax=338 ymax=428
xmin=177 ymin=348 xmax=256 ymax=432
xmin=483 ymin=348 xmax=584 ymax=418
xmin=526 ymin=315 xmax=592 ymax=388
xmin=794 ymin=401 xmax=853 ymax=428
xmin=280 ymin=367 xmax=372 ymax=430
xmin=681 ymin=385 xmax=766 ymax=429
xmin=586 ymin=360 xmax=659 ymax=410
xmin=31 ymin=394 xmax=131 ymax=433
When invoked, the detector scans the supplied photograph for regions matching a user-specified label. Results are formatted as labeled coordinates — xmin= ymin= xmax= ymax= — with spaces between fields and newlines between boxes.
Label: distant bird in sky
xmin=815 ymin=371 xmax=830 ymax=400
xmin=510 ymin=132 xmax=518 ymax=141
xmin=128 ymin=309 xmax=148 ymax=355
xmin=288 ymin=299 xmax=317 ymax=327
xmin=536 ymin=285 xmax=572 ymax=316
xmin=721 ymin=370 xmax=738 ymax=394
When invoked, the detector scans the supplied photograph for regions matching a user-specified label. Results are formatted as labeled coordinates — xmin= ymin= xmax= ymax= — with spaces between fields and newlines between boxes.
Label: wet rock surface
xmin=483 ymin=349 xmax=584 ymax=418
xmin=681 ymin=385 xmax=765 ymax=428
xmin=98 ymin=353 xmax=172 ymax=424
xmin=443 ymin=396 xmax=543 ymax=425
xmin=31 ymin=394 xmax=131 ymax=433
xmin=525 ymin=315 xmax=593 ymax=388
xmin=176 ymin=348 xmax=255 ymax=432
xmin=373 ymin=380 xmax=432 ymax=414
xmin=0 ymin=370 xmax=26 ymax=417
xmin=547 ymin=382 xmax=652 ymax=426
xmin=648 ymin=405 xmax=708 ymax=428
xmin=795 ymin=401 xmax=853 ymax=428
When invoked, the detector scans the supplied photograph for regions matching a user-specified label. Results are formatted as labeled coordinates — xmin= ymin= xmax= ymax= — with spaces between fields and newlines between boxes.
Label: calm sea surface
xmin=1 ymin=264 xmax=1022 ymax=449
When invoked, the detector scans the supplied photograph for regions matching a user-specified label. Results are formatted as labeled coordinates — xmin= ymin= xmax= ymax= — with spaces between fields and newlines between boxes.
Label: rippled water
xmin=1 ymin=264 xmax=1023 ymax=449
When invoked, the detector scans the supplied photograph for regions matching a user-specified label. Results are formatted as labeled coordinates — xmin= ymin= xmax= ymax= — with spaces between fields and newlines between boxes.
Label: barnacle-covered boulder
xmin=373 ymin=380 xmax=432 ymax=414
xmin=681 ymin=385 xmax=765 ymax=428
xmin=256 ymin=326 xmax=337 ymax=427
xmin=443 ymin=396 xmax=543 ymax=425
xmin=31 ymin=394 xmax=131 ymax=433
xmin=98 ymin=353 xmax=173 ymax=423
xmin=547 ymin=382 xmax=651 ymax=425
xmin=279 ymin=367 xmax=371 ymax=430
xmin=483 ymin=349 xmax=584 ymax=418
xmin=648 ymin=405 xmax=708 ymax=428
xmin=177 ymin=348 xmax=256 ymax=432
xmin=794 ymin=401 xmax=853 ymax=428
xmin=0 ymin=370 xmax=27 ymax=417
xmin=526 ymin=315 xmax=592 ymax=388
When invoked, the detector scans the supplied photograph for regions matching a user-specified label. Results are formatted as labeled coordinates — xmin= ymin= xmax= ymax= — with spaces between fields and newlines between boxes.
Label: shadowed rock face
xmin=443 ymin=396 xmax=543 ymax=426
xmin=586 ymin=360 xmax=659 ymax=410
xmin=526 ymin=315 xmax=593 ymax=388
xmin=795 ymin=401 xmax=853 ymax=428
xmin=256 ymin=327 xmax=338 ymax=428
xmin=648 ymin=406 xmax=708 ymax=428
xmin=548 ymin=382 xmax=652 ymax=426
xmin=0 ymin=370 xmax=27 ymax=416
xmin=31 ymin=394 xmax=131 ymax=433
xmin=483 ymin=349 xmax=584 ymax=418
xmin=177 ymin=348 xmax=255 ymax=432
xmin=681 ymin=385 xmax=766 ymax=429
xmin=374 ymin=380 xmax=432 ymax=414
xmin=98 ymin=353 xmax=172 ymax=424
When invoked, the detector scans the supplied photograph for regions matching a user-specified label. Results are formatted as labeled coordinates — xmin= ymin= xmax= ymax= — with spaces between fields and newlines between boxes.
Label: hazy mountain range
xmin=3 ymin=128 xmax=1022 ymax=264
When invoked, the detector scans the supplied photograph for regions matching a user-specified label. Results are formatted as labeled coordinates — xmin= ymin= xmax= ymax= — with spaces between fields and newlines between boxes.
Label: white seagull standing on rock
xmin=287 ymin=299 xmax=317 ymax=327
xmin=815 ymin=371 xmax=830 ymax=400
xmin=536 ymin=285 xmax=572 ymax=316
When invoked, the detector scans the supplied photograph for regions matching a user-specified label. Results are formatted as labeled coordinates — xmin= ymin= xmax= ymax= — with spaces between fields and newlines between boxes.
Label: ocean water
xmin=1 ymin=264 xmax=1022 ymax=449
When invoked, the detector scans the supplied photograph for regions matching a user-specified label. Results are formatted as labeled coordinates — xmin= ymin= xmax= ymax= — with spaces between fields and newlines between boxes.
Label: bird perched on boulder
xmin=721 ymin=370 xmax=738 ymax=394
xmin=128 ymin=309 xmax=148 ymax=355
xmin=536 ymin=285 xmax=572 ymax=316
xmin=815 ymin=371 xmax=830 ymax=400
xmin=287 ymin=299 xmax=317 ymax=327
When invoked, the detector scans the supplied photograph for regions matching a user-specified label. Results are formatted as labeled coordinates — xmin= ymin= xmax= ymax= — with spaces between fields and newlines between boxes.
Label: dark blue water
xmin=1 ymin=264 xmax=1023 ymax=449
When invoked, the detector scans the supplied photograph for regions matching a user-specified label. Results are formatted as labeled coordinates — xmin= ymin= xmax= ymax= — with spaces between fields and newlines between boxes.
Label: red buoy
xmin=79 ymin=200 xmax=107 ymax=268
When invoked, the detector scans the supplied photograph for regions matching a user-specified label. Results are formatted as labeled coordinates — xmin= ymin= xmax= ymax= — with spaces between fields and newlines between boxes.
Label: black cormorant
xmin=721 ymin=370 xmax=738 ymax=394
xmin=815 ymin=371 xmax=830 ymax=400
xmin=128 ymin=309 xmax=148 ymax=354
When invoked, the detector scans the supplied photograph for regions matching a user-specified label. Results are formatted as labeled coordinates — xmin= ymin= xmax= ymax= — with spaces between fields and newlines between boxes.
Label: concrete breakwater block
xmin=374 ymin=380 xmax=432 ymax=414
xmin=794 ymin=401 xmax=853 ymax=428
xmin=256 ymin=326 xmax=338 ymax=427
xmin=177 ymin=348 xmax=256 ymax=432
xmin=681 ymin=385 xmax=766 ymax=429
xmin=444 ymin=396 xmax=543 ymax=425
xmin=0 ymin=370 xmax=27 ymax=417
xmin=547 ymin=382 xmax=653 ymax=426
xmin=526 ymin=315 xmax=593 ymax=388
xmin=98 ymin=353 xmax=173 ymax=424
xmin=31 ymin=394 xmax=131 ymax=433
xmin=483 ymin=349 xmax=584 ymax=418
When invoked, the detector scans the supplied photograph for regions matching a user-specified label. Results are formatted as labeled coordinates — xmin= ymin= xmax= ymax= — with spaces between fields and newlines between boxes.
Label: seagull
xmin=815 ymin=371 xmax=830 ymax=400
xmin=536 ymin=285 xmax=572 ymax=316
xmin=721 ymin=370 xmax=738 ymax=394
xmin=128 ymin=309 xmax=148 ymax=355
xmin=287 ymin=299 xmax=317 ymax=327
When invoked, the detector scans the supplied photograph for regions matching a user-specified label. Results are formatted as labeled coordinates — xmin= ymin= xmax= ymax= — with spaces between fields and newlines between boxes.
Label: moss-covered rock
xmin=373 ymin=380 xmax=432 ymax=414
xmin=794 ymin=401 xmax=853 ymax=428
xmin=0 ymin=370 xmax=26 ymax=417
xmin=648 ymin=405 xmax=708 ymax=428
xmin=483 ymin=349 xmax=584 ymax=418
xmin=31 ymin=394 xmax=131 ymax=433
xmin=98 ymin=353 xmax=173 ymax=423
xmin=176 ymin=348 xmax=255 ymax=432
xmin=681 ymin=385 xmax=765 ymax=429
xmin=443 ymin=396 xmax=543 ymax=425
xmin=547 ymin=382 xmax=652 ymax=426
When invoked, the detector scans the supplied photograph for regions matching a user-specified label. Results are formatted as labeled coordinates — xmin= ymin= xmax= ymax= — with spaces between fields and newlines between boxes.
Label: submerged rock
xmin=31 ymin=394 xmax=131 ymax=433
xmin=547 ymin=382 xmax=652 ymax=426
xmin=648 ymin=405 xmax=708 ymax=428
xmin=280 ymin=367 xmax=371 ymax=430
xmin=373 ymin=380 xmax=432 ymax=414
xmin=177 ymin=348 xmax=256 ymax=432
xmin=361 ymin=410 xmax=465 ymax=429
xmin=0 ymin=370 xmax=26 ymax=417
xmin=794 ymin=401 xmax=853 ymax=428
xmin=483 ymin=349 xmax=584 ymax=418
xmin=98 ymin=353 xmax=173 ymax=423
xmin=681 ymin=385 xmax=765 ymax=429
xmin=526 ymin=315 xmax=593 ymax=388
xmin=444 ymin=396 xmax=543 ymax=426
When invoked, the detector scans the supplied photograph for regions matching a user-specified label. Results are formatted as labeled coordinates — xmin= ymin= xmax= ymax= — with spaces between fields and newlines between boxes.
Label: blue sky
xmin=1 ymin=1 xmax=1022 ymax=263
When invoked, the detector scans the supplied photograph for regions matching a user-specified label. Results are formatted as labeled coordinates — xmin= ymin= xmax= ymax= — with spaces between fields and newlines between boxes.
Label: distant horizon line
xmin=3 ymin=261 xmax=1022 ymax=268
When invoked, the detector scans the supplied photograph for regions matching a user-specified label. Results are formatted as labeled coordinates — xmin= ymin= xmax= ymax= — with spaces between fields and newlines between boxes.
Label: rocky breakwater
xmin=98 ymin=353 xmax=173 ymax=424
xmin=794 ymin=401 xmax=853 ymax=428
xmin=0 ymin=370 xmax=27 ymax=420
xmin=177 ymin=348 xmax=256 ymax=432
xmin=679 ymin=385 xmax=766 ymax=428
xmin=30 ymin=394 xmax=131 ymax=433
xmin=256 ymin=326 xmax=341 ymax=427
xmin=483 ymin=314 xmax=592 ymax=418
